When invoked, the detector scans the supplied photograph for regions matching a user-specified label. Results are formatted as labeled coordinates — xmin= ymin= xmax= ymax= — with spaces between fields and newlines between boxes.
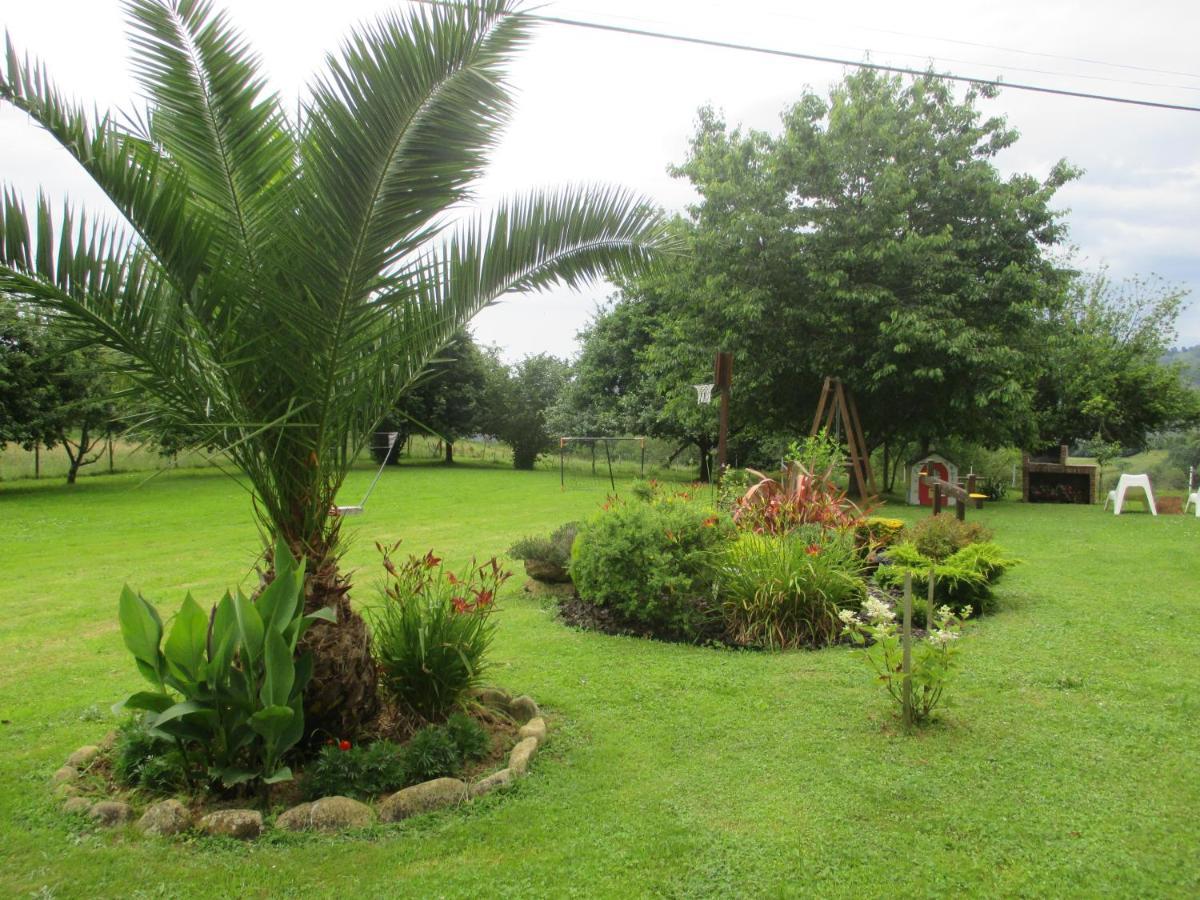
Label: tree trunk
xmin=444 ymin=441 xmax=454 ymax=465
xmin=277 ymin=527 xmax=379 ymax=744
xmin=697 ymin=436 xmax=712 ymax=482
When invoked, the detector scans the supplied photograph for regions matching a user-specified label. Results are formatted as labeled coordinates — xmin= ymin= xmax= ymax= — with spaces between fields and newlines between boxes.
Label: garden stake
xmin=902 ymin=571 xmax=913 ymax=731
xmin=927 ymin=568 xmax=937 ymax=719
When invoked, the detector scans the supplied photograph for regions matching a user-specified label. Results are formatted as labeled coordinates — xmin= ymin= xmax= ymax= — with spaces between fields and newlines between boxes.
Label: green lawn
xmin=1 ymin=464 xmax=1196 ymax=898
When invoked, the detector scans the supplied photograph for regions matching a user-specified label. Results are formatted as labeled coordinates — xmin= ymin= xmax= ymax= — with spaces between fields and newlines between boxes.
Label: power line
xmin=534 ymin=12 xmax=1200 ymax=114
xmin=563 ymin=1 xmax=1200 ymax=86
xmin=408 ymin=1 xmax=1200 ymax=114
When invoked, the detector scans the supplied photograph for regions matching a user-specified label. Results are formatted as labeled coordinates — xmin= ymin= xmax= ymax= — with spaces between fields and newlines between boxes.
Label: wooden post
xmin=931 ymin=483 xmax=941 ymax=516
xmin=902 ymin=571 xmax=913 ymax=731
xmin=714 ymin=351 xmax=732 ymax=484
xmin=956 ymin=489 xmax=967 ymax=521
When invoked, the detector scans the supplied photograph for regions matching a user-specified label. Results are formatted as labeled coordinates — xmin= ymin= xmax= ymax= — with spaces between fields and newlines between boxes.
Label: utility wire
xmin=409 ymin=0 xmax=1200 ymax=113
xmin=563 ymin=1 xmax=1200 ymax=86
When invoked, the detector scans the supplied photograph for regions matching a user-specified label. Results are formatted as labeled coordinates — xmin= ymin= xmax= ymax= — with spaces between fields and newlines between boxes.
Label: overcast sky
xmin=3 ymin=0 xmax=1198 ymax=361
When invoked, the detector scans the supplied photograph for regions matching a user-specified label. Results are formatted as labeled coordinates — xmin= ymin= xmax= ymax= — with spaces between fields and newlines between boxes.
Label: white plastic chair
xmin=1185 ymin=490 xmax=1200 ymax=517
xmin=1104 ymin=473 xmax=1157 ymax=515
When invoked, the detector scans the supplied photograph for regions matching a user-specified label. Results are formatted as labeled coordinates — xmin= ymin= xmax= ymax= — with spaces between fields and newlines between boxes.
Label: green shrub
xmin=570 ymin=496 xmax=735 ymax=641
xmin=303 ymin=740 xmax=408 ymax=800
xmin=404 ymin=725 xmax=463 ymax=783
xmin=876 ymin=541 xmax=1018 ymax=621
xmin=855 ymin=517 xmax=907 ymax=552
xmin=116 ymin=537 xmax=333 ymax=789
xmin=374 ymin=546 xmax=509 ymax=721
xmin=445 ymin=712 xmax=490 ymax=761
xmin=112 ymin=719 xmax=189 ymax=792
xmin=717 ymin=528 xmax=867 ymax=649
xmin=507 ymin=521 xmax=579 ymax=569
xmin=908 ymin=516 xmax=993 ymax=561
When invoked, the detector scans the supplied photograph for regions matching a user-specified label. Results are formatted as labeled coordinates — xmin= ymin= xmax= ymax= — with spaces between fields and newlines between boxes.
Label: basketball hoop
xmin=693 ymin=383 xmax=715 ymax=405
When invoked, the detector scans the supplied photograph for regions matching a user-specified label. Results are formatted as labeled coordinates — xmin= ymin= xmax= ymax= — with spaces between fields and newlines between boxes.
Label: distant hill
xmin=1163 ymin=345 xmax=1200 ymax=387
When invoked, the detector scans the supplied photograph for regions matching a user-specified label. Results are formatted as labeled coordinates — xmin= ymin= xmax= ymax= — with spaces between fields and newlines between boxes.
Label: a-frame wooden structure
xmin=809 ymin=376 xmax=877 ymax=500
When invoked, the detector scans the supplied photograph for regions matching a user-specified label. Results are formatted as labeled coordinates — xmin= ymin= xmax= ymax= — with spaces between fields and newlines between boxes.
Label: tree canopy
xmin=571 ymin=70 xmax=1084 ymax=474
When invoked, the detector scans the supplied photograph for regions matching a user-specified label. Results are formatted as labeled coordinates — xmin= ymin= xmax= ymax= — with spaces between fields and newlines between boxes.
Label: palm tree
xmin=0 ymin=0 xmax=671 ymax=736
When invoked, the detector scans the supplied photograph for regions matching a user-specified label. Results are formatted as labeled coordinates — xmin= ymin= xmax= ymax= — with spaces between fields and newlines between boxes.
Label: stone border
xmin=50 ymin=690 xmax=547 ymax=840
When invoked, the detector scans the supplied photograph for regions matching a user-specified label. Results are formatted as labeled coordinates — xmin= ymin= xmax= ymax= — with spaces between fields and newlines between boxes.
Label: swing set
xmin=333 ymin=431 xmax=400 ymax=517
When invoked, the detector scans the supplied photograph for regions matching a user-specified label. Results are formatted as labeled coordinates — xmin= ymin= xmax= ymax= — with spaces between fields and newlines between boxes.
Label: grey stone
xmin=274 ymin=802 xmax=314 ymax=832
xmin=89 ymin=801 xmax=133 ymax=826
xmin=508 ymin=737 xmax=539 ymax=777
xmin=473 ymin=688 xmax=512 ymax=711
xmin=63 ymin=797 xmax=92 ymax=815
xmin=65 ymin=745 xmax=100 ymax=769
xmin=51 ymin=766 xmax=78 ymax=784
xmin=97 ymin=730 xmax=118 ymax=751
xmin=137 ymin=799 xmax=192 ymax=836
xmin=277 ymin=796 xmax=373 ymax=832
xmin=378 ymin=778 xmax=467 ymax=823
xmin=198 ymin=809 xmax=262 ymax=840
xmin=509 ymin=695 xmax=540 ymax=724
xmin=518 ymin=717 xmax=547 ymax=743
xmin=470 ymin=768 xmax=513 ymax=798
xmin=53 ymin=781 xmax=81 ymax=800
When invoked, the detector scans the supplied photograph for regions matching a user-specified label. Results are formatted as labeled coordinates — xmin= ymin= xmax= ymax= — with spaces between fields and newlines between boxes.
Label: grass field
xmin=0 ymin=463 xmax=1197 ymax=898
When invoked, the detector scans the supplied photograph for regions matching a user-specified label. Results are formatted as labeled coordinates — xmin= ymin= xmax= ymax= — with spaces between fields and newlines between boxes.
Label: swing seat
xmin=333 ymin=505 xmax=364 ymax=517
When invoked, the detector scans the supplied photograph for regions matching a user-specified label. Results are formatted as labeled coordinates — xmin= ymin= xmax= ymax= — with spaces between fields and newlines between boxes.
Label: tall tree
xmin=383 ymin=332 xmax=492 ymax=465
xmin=0 ymin=0 xmax=669 ymax=736
xmin=622 ymin=71 xmax=1077 ymax=470
xmin=484 ymin=353 xmax=572 ymax=469
xmin=1031 ymin=271 xmax=1198 ymax=448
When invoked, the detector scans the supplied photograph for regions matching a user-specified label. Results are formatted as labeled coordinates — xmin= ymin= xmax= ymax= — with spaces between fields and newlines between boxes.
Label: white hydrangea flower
xmin=838 ymin=608 xmax=857 ymax=625
xmin=928 ymin=628 xmax=961 ymax=647
xmin=862 ymin=596 xmax=896 ymax=623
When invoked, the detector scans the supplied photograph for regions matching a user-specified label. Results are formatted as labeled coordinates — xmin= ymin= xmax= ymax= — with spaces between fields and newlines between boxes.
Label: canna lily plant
xmin=0 ymin=0 xmax=672 ymax=737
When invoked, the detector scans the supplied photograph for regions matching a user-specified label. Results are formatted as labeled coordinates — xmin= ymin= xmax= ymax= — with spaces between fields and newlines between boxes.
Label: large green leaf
xmin=249 ymin=704 xmax=293 ymax=743
xmin=118 ymin=586 xmax=164 ymax=687
xmin=117 ymin=691 xmax=174 ymax=714
xmin=163 ymin=592 xmax=209 ymax=684
xmin=207 ymin=591 xmax=239 ymax=682
xmin=232 ymin=589 xmax=264 ymax=666
xmin=260 ymin=629 xmax=294 ymax=709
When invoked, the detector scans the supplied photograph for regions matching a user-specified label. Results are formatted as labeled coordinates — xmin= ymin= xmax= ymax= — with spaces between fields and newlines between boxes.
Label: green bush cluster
xmin=302 ymin=713 xmax=491 ymax=800
xmin=112 ymin=719 xmax=190 ymax=792
xmin=876 ymin=541 xmax=1019 ymax=622
xmin=571 ymin=495 xmax=736 ymax=641
xmin=908 ymin=516 xmax=994 ymax=561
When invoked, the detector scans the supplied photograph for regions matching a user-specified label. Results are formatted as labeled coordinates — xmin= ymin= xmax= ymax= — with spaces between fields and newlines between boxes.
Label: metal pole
xmin=604 ymin=438 xmax=616 ymax=493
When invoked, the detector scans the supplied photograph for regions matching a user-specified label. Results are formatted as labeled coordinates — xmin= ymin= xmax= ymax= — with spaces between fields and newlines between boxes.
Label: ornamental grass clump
xmin=373 ymin=542 xmax=510 ymax=722
xmin=718 ymin=527 xmax=867 ymax=649
xmin=877 ymin=541 xmax=1019 ymax=620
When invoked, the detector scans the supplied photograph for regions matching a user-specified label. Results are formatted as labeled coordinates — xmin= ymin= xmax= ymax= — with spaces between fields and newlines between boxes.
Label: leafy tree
xmin=0 ymin=306 xmax=116 ymax=482
xmin=0 ymin=0 xmax=668 ymax=736
xmin=485 ymin=353 xmax=571 ymax=469
xmin=380 ymin=332 xmax=492 ymax=465
xmin=1031 ymin=271 xmax=1198 ymax=448
xmin=596 ymin=71 xmax=1079 ymax=481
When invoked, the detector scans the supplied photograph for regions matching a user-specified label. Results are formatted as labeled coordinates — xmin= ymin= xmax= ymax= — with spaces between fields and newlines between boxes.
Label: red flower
xmin=452 ymin=596 xmax=469 ymax=614
xmin=702 ymin=516 xmax=718 ymax=528
xmin=423 ymin=551 xmax=442 ymax=569
xmin=446 ymin=571 xmax=461 ymax=585
xmin=473 ymin=589 xmax=494 ymax=608
xmin=806 ymin=544 xmax=821 ymax=556
xmin=338 ymin=740 xmax=351 ymax=752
